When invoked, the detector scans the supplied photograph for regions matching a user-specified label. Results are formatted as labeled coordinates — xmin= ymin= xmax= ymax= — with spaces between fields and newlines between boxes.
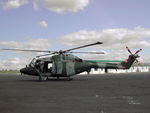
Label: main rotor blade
xmin=36 ymin=52 xmax=57 ymax=58
xmin=0 ymin=48 xmax=55 ymax=53
xmin=70 ymin=51 xmax=105 ymax=54
xmin=65 ymin=42 xmax=103 ymax=52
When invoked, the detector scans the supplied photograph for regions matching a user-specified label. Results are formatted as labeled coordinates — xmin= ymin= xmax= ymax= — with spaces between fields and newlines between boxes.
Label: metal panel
xmin=52 ymin=62 xmax=56 ymax=74
xmin=56 ymin=61 xmax=63 ymax=74
xmin=66 ymin=61 xmax=75 ymax=75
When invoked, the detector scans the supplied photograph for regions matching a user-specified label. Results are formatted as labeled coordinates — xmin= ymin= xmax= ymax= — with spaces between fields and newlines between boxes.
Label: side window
xmin=48 ymin=63 xmax=52 ymax=69
xmin=43 ymin=62 xmax=53 ymax=73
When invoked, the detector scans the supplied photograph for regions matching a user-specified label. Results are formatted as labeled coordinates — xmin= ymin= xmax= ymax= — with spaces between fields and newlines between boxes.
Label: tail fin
xmin=120 ymin=47 xmax=142 ymax=69
xmin=121 ymin=55 xmax=136 ymax=69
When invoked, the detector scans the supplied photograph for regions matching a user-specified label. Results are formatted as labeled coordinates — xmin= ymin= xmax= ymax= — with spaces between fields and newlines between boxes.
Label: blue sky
xmin=1 ymin=0 xmax=150 ymax=41
xmin=0 ymin=0 xmax=150 ymax=69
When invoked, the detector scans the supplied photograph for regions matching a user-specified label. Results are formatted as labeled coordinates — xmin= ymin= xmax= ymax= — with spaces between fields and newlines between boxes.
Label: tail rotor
xmin=125 ymin=46 xmax=142 ymax=65
xmin=134 ymin=48 xmax=142 ymax=55
xmin=126 ymin=46 xmax=132 ymax=54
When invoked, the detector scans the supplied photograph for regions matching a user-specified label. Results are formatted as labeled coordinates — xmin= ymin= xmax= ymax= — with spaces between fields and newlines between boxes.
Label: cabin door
xmin=52 ymin=61 xmax=63 ymax=74
xmin=66 ymin=61 xmax=75 ymax=76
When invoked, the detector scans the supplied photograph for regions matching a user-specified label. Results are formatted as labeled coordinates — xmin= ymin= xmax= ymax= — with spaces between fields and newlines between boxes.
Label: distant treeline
xmin=0 ymin=70 xmax=19 ymax=74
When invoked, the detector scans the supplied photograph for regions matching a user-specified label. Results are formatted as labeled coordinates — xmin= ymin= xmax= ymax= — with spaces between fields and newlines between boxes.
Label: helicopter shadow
xmin=16 ymin=77 xmax=87 ymax=83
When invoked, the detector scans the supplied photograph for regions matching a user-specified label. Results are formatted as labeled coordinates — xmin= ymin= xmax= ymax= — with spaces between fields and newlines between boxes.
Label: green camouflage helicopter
xmin=0 ymin=42 xmax=142 ymax=81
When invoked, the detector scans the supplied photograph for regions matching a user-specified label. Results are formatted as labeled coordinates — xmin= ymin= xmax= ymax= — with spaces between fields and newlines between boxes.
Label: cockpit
xmin=29 ymin=58 xmax=37 ymax=67
xmin=29 ymin=58 xmax=53 ymax=73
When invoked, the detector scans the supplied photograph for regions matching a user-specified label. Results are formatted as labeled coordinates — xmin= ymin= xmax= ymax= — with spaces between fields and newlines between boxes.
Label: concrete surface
xmin=0 ymin=73 xmax=150 ymax=113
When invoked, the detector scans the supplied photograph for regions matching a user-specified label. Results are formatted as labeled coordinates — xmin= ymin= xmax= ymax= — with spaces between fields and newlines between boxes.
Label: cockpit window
xmin=29 ymin=58 xmax=37 ymax=67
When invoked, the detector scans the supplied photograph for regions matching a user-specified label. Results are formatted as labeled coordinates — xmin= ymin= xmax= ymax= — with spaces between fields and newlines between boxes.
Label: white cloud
xmin=0 ymin=57 xmax=31 ymax=70
xmin=140 ymin=55 xmax=150 ymax=63
xmin=32 ymin=0 xmax=38 ymax=11
xmin=60 ymin=26 xmax=150 ymax=49
xmin=0 ymin=38 xmax=52 ymax=57
xmin=1 ymin=0 xmax=28 ymax=10
xmin=39 ymin=20 xmax=48 ymax=28
xmin=0 ymin=38 xmax=51 ymax=50
xmin=60 ymin=26 xmax=150 ymax=62
xmin=33 ymin=0 xmax=90 ymax=13
xmin=0 ymin=38 xmax=53 ymax=70
xmin=0 ymin=0 xmax=90 ymax=13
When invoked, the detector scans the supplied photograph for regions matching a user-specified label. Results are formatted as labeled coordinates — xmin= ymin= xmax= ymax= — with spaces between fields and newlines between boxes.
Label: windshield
xmin=29 ymin=58 xmax=37 ymax=67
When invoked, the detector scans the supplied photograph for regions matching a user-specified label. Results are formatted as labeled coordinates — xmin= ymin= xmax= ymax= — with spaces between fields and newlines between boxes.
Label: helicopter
xmin=0 ymin=42 xmax=142 ymax=81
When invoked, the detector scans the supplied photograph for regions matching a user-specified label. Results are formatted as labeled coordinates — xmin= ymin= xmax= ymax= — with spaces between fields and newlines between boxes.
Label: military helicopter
xmin=0 ymin=42 xmax=142 ymax=81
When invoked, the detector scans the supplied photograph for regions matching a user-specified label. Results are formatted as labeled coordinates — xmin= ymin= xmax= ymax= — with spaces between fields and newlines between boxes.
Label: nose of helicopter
xmin=20 ymin=67 xmax=28 ymax=74
xmin=20 ymin=67 xmax=38 ymax=76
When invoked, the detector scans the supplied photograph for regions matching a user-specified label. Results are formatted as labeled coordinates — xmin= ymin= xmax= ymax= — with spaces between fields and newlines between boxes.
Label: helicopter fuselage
xmin=20 ymin=53 xmax=137 ymax=79
xmin=20 ymin=54 xmax=99 ymax=77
